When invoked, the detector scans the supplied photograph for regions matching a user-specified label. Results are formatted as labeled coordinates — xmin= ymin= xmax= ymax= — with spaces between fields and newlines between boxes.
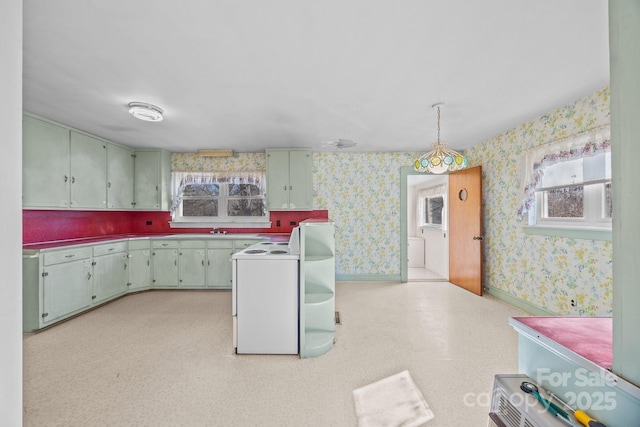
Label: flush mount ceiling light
xmin=128 ymin=102 xmax=164 ymax=122
xmin=414 ymin=103 xmax=467 ymax=174
xmin=322 ymin=138 xmax=357 ymax=149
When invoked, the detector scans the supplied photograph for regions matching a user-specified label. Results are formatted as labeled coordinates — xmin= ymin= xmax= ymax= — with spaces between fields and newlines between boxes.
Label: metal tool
xmin=520 ymin=381 xmax=576 ymax=426
xmin=545 ymin=388 xmax=608 ymax=427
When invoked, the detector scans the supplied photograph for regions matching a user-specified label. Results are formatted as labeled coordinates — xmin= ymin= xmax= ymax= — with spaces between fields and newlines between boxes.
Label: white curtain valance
xmin=171 ymin=171 xmax=266 ymax=214
xmin=517 ymin=125 xmax=611 ymax=221
xmin=417 ymin=183 xmax=447 ymax=199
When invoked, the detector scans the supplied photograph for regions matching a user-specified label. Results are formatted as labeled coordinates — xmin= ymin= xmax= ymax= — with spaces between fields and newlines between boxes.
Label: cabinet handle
xmin=162 ymin=243 xmax=169 ymax=247
xmin=64 ymin=175 xmax=68 ymax=183
xmin=208 ymin=260 xmax=210 ymax=266
xmin=87 ymin=273 xmax=92 ymax=280
xmin=108 ymin=182 xmax=112 ymax=188
xmin=71 ymin=176 xmax=76 ymax=184
xmin=124 ymin=263 xmax=127 ymax=270
xmin=42 ymin=313 xmax=49 ymax=318
xmin=201 ymin=260 xmax=204 ymax=266
xmin=284 ymin=185 xmax=287 ymax=191
xmin=174 ymin=260 xmax=177 ymax=266
xmin=65 ymin=254 xmax=75 ymax=258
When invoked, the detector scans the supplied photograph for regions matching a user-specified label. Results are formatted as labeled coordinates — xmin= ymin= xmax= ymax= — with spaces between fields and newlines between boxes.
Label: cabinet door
xmin=134 ymin=151 xmax=160 ymax=210
xmin=266 ymin=150 xmax=291 ymax=210
xmin=92 ymin=252 xmax=128 ymax=304
xmin=22 ymin=115 xmax=70 ymax=208
xmin=288 ymin=150 xmax=313 ymax=209
xmin=152 ymin=249 xmax=179 ymax=287
xmin=107 ymin=143 xmax=135 ymax=209
xmin=128 ymin=249 xmax=151 ymax=291
xmin=206 ymin=248 xmax=233 ymax=289
xmin=41 ymin=259 xmax=93 ymax=325
xmin=70 ymin=131 xmax=107 ymax=209
xmin=179 ymin=248 xmax=206 ymax=288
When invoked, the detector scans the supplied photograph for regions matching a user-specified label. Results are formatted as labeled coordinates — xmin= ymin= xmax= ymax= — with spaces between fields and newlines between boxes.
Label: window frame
xmin=518 ymin=126 xmax=612 ymax=238
xmin=170 ymin=172 xmax=270 ymax=229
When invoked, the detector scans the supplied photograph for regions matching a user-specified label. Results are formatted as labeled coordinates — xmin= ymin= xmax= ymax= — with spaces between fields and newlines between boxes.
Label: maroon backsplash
xmin=23 ymin=209 xmax=329 ymax=244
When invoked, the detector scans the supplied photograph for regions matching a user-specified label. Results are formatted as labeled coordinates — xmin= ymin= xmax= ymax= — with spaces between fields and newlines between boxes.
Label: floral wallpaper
xmin=170 ymin=87 xmax=612 ymax=315
xmin=313 ymin=152 xmax=418 ymax=277
xmin=466 ymin=87 xmax=612 ymax=315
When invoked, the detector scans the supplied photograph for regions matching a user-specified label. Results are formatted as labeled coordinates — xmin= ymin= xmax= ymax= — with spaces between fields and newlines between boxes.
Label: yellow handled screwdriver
xmin=573 ymin=409 xmax=606 ymax=427
xmin=546 ymin=389 xmax=607 ymax=427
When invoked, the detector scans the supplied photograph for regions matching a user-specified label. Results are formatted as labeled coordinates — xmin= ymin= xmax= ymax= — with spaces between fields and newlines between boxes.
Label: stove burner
xmin=244 ymin=249 xmax=267 ymax=254
xmin=270 ymin=250 xmax=288 ymax=254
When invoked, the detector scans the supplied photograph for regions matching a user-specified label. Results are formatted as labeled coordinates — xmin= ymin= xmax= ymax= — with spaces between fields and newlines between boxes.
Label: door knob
xmin=473 ymin=236 xmax=484 ymax=241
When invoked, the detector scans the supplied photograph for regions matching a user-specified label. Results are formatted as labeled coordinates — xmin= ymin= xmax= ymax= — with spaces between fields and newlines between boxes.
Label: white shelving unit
xmin=299 ymin=219 xmax=335 ymax=358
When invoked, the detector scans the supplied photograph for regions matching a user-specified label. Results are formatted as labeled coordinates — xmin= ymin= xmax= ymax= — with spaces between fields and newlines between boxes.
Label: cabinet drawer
xmin=128 ymin=239 xmax=151 ymax=250
xmin=152 ymin=240 xmax=179 ymax=249
xmin=43 ymin=247 xmax=92 ymax=266
xmin=233 ymin=239 xmax=263 ymax=251
xmin=207 ymin=240 xmax=234 ymax=249
xmin=93 ymin=241 xmax=128 ymax=256
xmin=180 ymin=240 xmax=206 ymax=249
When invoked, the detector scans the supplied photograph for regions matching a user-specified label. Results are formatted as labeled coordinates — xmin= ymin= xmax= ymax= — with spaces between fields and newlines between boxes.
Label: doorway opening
xmin=400 ymin=167 xmax=449 ymax=282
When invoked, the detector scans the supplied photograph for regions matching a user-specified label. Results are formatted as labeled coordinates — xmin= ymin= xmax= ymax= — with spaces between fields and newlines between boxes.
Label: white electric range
xmin=231 ymin=238 xmax=300 ymax=354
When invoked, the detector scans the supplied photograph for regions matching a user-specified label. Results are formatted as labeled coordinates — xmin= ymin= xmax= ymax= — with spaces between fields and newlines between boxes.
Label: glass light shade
xmin=128 ymin=102 xmax=164 ymax=122
xmin=414 ymin=141 xmax=468 ymax=174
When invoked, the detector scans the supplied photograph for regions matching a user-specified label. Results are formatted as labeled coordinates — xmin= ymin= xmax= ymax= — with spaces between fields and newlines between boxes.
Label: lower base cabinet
xmin=92 ymin=243 xmax=128 ymax=304
xmin=23 ymin=246 xmax=93 ymax=332
xmin=23 ymin=236 xmax=266 ymax=332
xmin=128 ymin=241 xmax=151 ymax=291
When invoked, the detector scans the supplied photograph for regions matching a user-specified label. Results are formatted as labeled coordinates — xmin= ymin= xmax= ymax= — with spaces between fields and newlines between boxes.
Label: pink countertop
xmin=23 ymin=233 xmax=290 ymax=250
xmin=511 ymin=316 xmax=612 ymax=370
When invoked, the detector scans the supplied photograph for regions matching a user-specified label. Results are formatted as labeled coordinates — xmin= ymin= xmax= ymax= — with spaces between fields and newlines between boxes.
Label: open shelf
xmin=300 ymin=220 xmax=335 ymax=358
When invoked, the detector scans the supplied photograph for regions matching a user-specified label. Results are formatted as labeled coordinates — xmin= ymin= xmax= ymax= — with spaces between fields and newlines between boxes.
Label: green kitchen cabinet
xmin=266 ymin=149 xmax=313 ymax=210
xmin=107 ymin=142 xmax=135 ymax=209
xmin=134 ymin=149 xmax=172 ymax=211
xmin=179 ymin=241 xmax=207 ymax=288
xmin=91 ymin=242 xmax=128 ymax=304
xmin=128 ymin=240 xmax=151 ymax=291
xmin=22 ymin=115 xmax=71 ymax=208
xmin=206 ymin=240 xmax=234 ymax=289
xmin=23 ymin=114 xmax=109 ymax=209
xmin=151 ymin=240 xmax=179 ymax=287
xmin=23 ymin=246 xmax=94 ymax=332
xmin=69 ymin=131 xmax=107 ymax=209
xmin=299 ymin=220 xmax=335 ymax=358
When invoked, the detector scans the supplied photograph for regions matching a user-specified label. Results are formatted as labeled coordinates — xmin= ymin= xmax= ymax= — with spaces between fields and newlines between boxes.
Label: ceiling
xmin=22 ymin=0 xmax=610 ymax=154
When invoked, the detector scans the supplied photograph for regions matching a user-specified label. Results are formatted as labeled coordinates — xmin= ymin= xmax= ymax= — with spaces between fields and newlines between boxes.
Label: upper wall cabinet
xmin=133 ymin=149 xmax=172 ymax=211
xmin=69 ymin=131 xmax=107 ymax=209
xmin=266 ymin=148 xmax=313 ymax=211
xmin=22 ymin=113 xmax=146 ymax=211
xmin=23 ymin=115 xmax=108 ymax=209
xmin=23 ymin=115 xmax=71 ymax=208
xmin=107 ymin=143 xmax=135 ymax=209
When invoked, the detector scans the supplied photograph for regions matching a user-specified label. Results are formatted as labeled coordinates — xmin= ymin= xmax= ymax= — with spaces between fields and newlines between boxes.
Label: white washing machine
xmin=232 ymin=241 xmax=300 ymax=354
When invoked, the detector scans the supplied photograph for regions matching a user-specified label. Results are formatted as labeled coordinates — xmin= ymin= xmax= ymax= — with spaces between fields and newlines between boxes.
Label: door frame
xmin=400 ymin=166 xmax=450 ymax=282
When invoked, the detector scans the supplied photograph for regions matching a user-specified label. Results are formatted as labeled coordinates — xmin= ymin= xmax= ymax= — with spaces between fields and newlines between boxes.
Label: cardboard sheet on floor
xmin=353 ymin=370 xmax=434 ymax=427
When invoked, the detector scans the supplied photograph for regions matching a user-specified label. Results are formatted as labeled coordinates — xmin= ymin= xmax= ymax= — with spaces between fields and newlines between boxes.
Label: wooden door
xmin=448 ymin=166 xmax=483 ymax=295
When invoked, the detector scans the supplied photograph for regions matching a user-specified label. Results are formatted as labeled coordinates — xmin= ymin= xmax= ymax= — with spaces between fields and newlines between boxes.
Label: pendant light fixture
xmin=414 ymin=103 xmax=467 ymax=174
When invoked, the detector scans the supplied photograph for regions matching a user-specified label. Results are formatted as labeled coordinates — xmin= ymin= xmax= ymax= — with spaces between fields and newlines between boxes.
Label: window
xmin=417 ymin=183 xmax=447 ymax=229
xmin=423 ymin=196 xmax=444 ymax=225
xmin=171 ymin=172 xmax=269 ymax=227
xmin=519 ymin=126 xmax=611 ymax=231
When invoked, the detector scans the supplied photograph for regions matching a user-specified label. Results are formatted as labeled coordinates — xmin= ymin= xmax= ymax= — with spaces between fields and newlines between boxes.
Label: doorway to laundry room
xmin=401 ymin=167 xmax=449 ymax=282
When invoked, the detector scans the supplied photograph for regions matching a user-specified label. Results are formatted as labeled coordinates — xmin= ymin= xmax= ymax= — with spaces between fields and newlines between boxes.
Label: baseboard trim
xmin=336 ymin=274 xmax=401 ymax=282
xmin=483 ymin=285 xmax=558 ymax=316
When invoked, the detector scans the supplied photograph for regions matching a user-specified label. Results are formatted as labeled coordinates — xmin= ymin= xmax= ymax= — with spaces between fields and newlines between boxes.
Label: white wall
xmin=0 ymin=0 xmax=23 ymax=424
xmin=610 ymin=0 xmax=640 ymax=387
